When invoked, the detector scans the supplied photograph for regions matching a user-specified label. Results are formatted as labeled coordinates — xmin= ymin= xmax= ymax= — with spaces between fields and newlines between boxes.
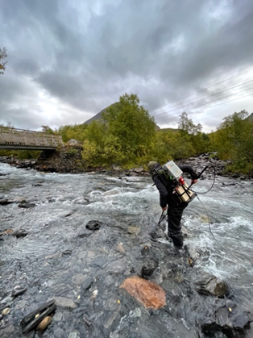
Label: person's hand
xmin=191 ymin=179 xmax=198 ymax=185
xmin=162 ymin=206 xmax=167 ymax=211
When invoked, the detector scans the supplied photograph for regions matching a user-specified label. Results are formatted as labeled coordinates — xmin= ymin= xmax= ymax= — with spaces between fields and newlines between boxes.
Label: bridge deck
xmin=0 ymin=127 xmax=63 ymax=150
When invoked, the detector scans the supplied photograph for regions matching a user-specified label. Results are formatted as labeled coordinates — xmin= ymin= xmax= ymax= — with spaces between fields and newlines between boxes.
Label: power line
xmin=152 ymin=84 xmax=253 ymax=122
xmin=153 ymin=91 xmax=253 ymax=131
xmin=154 ymin=66 xmax=253 ymax=114
xmin=194 ymin=91 xmax=253 ymax=111
xmin=152 ymin=89 xmax=253 ymax=126
xmin=154 ymin=88 xmax=253 ymax=121
xmin=154 ymin=79 xmax=253 ymax=117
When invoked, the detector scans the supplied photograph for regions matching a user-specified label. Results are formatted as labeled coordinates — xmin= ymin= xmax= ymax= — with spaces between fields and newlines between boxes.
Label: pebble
xmin=37 ymin=316 xmax=52 ymax=331
xmin=68 ymin=332 xmax=80 ymax=338
xmin=2 ymin=308 xmax=10 ymax=315
xmin=0 ymin=296 xmax=13 ymax=304
xmin=11 ymin=286 xmax=27 ymax=297
xmin=91 ymin=290 xmax=98 ymax=299
xmin=54 ymin=327 xmax=66 ymax=338
xmin=53 ymin=312 xmax=63 ymax=321
xmin=72 ymin=274 xmax=87 ymax=285
xmin=53 ymin=297 xmax=76 ymax=308
xmin=82 ymin=277 xmax=94 ymax=290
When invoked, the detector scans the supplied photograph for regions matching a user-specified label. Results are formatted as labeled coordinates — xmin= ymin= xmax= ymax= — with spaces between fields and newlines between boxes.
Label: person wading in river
xmin=148 ymin=161 xmax=198 ymax=250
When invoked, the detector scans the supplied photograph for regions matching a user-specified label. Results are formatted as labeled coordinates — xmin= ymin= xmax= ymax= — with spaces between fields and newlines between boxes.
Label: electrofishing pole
xmin=187 ymin=165 xmax=217 ymax=195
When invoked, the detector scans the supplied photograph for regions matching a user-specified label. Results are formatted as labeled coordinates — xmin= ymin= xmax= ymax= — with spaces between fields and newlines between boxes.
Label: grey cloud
xmin=0 ymin=0 xmax=253 ymax=130
xmin=0 ymin=108 xmax=45 ymax=130
xmin=164 ymin=7 xmax=253 ymax=87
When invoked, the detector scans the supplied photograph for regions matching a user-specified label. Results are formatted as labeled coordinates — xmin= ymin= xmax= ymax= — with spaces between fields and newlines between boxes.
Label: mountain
xmin=246 ymin=113 xmax=253 ymax=122
xmin=83 ymin=103 xmax=160 ymax=129
xmin=83 ymin=104 xmax=116 ymax=125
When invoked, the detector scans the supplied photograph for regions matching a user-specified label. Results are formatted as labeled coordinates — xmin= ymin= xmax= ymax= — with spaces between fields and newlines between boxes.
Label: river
xmin=0 ymin=162 xmax=252 ymax=338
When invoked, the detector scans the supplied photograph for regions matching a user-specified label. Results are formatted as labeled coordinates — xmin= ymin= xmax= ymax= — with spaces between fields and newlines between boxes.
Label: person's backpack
xmin=151 ymin=164 xmax=178 ymax=191
xmin=152 ymin=162 xmax=196 ymax=203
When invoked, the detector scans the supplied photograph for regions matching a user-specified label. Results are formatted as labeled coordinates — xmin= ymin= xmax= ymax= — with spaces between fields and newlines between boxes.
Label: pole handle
xmin=197 ymin=165 xmax=208 ymax=179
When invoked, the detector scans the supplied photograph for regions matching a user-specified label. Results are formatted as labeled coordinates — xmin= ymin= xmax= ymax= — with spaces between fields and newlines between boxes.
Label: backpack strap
xmin=152 ymin=166 xmax=178 ymax=191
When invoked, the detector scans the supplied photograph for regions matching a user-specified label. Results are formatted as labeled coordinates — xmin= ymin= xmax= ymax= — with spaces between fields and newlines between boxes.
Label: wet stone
xmin=141 ymin=258 xmax=159 ymax=279
xmin=0 ymin=229 xmax=13 ymax=236
xmin=231 ymin=313 xmax=250 ymax=329
xmin=0 ymin=199 xmax=12 ymax=205
xmin=59 ymin=210 xmax=73 ymax=217
xmin=141 ymin=245 xmax=150 ymax=256
xmin=53 ymin=297 xmax=76 ymax=309
xmin=11 ymin=286 xmax=27 ymax=297
xmin=81 ymin=277 xmax=94 ymax=291
xmin=194 ymin=273 xmax=228 ymax=297
xmin=0 ymin=296 xmax=13 ymax=305
xmin=86 ymin=220 xmax=102 ymax=230
xmin=18 ymin=202 xmax=36 ymax=208
xmin=72 ymin=274 xmax=87 ymax=285
xmin=62 ymin=249 xmax=72 ymax=255
xmin=78 ymin=230 xmax=92 ymax=238
xmin=201 ymin=304 xmax=251 ymax=336
xmin=120 ymin=276 xmax=166 ymax=309
xmin=116 ymin=242 xmax=125 ymax=253
xmin=103 ymin=274 xmax=115 ymax=287
xmin=37 ymin=315 xmax=52 ymax=331
xmin=104 ymin=297 xmax=121 ymax=311
xmin=127 ymin=225 xmax=140 ymax=235
xmin=12 ymin=229 xmax=28 ymax=238
xmin=45 ymin=252 xmax=60 ymax=260
xmin=0 ymin=324 xmax=14 ymax=336
xmin=89 ymin=256 xmax=108 ymax=268
xmin=68 ymin=332 xmax=80 ymax=338
xmin=53 ymin=311 xmax=63 ymax=321
xmin=104 ymin=305 xmax=121 ymax=329
xmin=15 ymin=300 xmax=27 ymax=310
xmin=54 ymin=327 xmax=66 ymax=338
xmin=83 ymin=314 xmax=92 ymax=327
xmin=86 ymin=250 xmax=96 ymax=259
xmin=2 ymin=308 xmax=10 ymax=315
xmin=106 ymin=259 xmax=127 ymax=274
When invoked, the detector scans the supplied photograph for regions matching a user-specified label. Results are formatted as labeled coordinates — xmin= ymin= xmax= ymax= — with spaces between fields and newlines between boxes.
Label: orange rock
xmin=5 ymin=229 xmax=13 ymax=234
xmin=120 ymin=276 xmax=166 ymax=309
xmin=37 ymin=316 xmax=52 ymax=331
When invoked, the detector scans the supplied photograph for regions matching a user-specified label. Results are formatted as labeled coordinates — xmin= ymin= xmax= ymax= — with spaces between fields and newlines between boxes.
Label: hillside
xmin=246 ymin=112 xmax=253 ymax=121
xmin=83 ymin=104 xmax=117 ymax=125
xmin=83 ymin=103 xmax=160 ymax=129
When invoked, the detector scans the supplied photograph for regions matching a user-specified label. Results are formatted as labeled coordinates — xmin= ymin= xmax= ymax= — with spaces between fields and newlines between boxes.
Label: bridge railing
xmin=0 ymin=127 xmax=63 ymax=148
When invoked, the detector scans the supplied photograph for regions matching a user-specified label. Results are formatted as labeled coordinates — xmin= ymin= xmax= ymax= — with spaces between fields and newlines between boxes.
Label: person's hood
xmin=148 ymin=161 xmax=159 ymax=173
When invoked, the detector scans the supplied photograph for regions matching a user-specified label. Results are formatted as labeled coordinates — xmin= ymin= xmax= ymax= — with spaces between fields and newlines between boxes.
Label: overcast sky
xmin=1 ymin=0 xmax=253 ymax=133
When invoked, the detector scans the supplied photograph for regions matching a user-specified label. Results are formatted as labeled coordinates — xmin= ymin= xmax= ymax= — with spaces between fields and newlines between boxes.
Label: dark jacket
xmin=152 ymin=164 xmax=198 ymax=208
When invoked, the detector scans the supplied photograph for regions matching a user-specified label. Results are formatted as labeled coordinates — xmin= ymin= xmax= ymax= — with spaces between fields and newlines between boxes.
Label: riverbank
xmin=0 ymin=151 xmax=251 ymax=181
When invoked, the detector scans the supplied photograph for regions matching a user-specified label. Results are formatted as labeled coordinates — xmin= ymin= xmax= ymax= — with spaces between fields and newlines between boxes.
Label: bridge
xmin=0 ymin=127 xmax=63 ymax=150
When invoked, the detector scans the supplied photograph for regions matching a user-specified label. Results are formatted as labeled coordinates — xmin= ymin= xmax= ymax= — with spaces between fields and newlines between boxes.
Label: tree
xmin=0 ymin=47 xmax=7 ymax=75
xmin=81 ymin=121 xmax=107 ymax=166
xmin=215 ymin=110 xmax=253 ymax=173
xmin=41 ymin=125 xmax=55 ymax=134
xmin=178 ymin=112 xmax=202 ymax=135
xmin=102 ymin=94 xmax=156 ymax=163
xmin=58 ymin=123 xmax=88 ymax=142
xmin=82 ymin=140 xmax=102 ymax=166
xmin=83 ymin=120 xmax=106 ymax=149
xmin=102 ymin=134 xmax=124 ymax=165
xmin=153 ymin=129 xmax=195 ymax=162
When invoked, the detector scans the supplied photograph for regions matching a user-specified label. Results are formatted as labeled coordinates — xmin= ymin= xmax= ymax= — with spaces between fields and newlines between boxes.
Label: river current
xmin=0 ymin=162 xmax=252 ymax=338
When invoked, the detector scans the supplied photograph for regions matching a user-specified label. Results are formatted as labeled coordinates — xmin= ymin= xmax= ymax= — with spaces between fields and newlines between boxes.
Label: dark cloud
xmin=0 ymin=0 xmax=253 ymax=131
